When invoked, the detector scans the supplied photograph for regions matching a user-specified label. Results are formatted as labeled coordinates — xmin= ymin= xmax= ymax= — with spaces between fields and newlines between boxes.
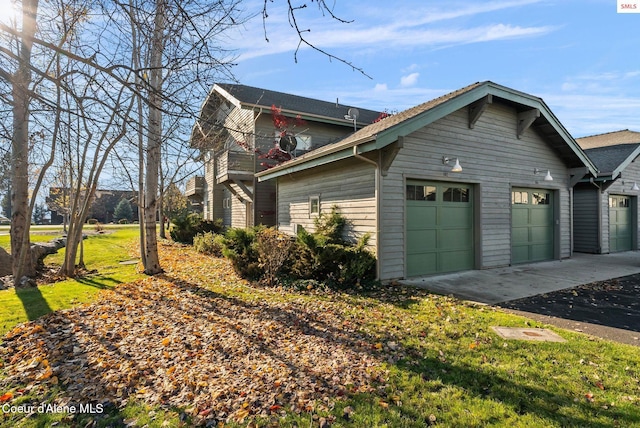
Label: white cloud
xmin=374 ymin=83 xmax=388 ymax=92
xmin=230 ymin=1 xmax=557 ymax=62
xmin=400 ymin=73 xmax=420 ymax=87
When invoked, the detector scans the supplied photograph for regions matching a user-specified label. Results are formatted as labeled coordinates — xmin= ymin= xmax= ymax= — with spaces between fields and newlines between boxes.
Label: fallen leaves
xmin=0 ymin=244 xmax=391 ymax=425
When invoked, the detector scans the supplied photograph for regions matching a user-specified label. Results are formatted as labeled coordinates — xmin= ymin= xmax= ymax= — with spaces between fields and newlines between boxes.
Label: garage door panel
xmin=530 ymin=209 xmax=552 ymax=224
xmin=406 ymin=180 xmax=474 ymax=276
xmin=407 ymin=253 xmax=437 ymax=276
xmin=512 ymin=209 xmax=529 ymax=224
xmin=512 ymin=227 xmax=529 ymax=243
xmin=609 ymin=195 xmax=633 ymax=252
xmin=407 ymin=230 xmax=436 ymax=252
xmin=512 ymin=188 xmax=554 ymax=264
xmin=407 ymin=205 xmax=437 ymax=227
xmin=440 ymin=207 xmax=472 ymax=227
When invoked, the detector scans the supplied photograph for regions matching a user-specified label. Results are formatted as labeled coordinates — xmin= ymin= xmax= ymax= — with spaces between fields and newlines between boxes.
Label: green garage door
xmin=406 ymin=181 xmax=474 ymax=277
xmin=511 ymin=188 xmax=554 ymax=264
xmin=609 ymin=195 xmax=633 ymax=252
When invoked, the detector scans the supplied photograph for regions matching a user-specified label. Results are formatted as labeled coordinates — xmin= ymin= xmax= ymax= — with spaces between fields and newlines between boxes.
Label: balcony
xmin=185 ymin=176 xmax=204 ymax=197
xmin=215 ymin=150 xmax=255 ymax=184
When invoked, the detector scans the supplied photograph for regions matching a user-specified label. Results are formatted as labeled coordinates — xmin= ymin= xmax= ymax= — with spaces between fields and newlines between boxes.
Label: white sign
xmin=618 ymin=0 xmax=640 ymax=13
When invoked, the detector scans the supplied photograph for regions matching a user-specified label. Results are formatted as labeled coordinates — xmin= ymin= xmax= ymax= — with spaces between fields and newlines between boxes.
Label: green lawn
xmin=0 ymin=226 xmax=143 ymax=336
xmin=1 ymin=235 xmax=639 ymax=427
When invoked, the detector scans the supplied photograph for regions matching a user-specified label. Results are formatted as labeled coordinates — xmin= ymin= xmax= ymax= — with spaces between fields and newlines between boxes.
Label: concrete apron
xmin=400 ymin=251 xmax=640 ymax=305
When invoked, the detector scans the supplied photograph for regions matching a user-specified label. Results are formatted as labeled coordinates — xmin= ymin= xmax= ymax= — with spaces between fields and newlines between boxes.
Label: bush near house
xmin=203 ymin=207 xmax=377 ymax=289
xmin=169 ymin=213 xmax=223 ymax=244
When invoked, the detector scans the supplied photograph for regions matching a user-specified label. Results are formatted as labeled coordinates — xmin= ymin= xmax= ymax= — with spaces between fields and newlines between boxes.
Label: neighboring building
xmin=190 ymin=83 xmax=382 ymax=228
xmin=47 ymin=188 xmax=138 ymax=224
xmin=257 ymin=81 xmax=597 ymax=281
xmin=574 ymin=130 xmax=640 ymax=253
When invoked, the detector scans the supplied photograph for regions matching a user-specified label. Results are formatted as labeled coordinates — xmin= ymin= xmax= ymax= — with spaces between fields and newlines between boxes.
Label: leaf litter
xmin=0 ymin=244 xmax=392 ymax=424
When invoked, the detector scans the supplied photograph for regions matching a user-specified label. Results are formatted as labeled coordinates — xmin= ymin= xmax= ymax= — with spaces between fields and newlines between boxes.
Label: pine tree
xmin=114 ymin=198 xmax=133 ymax=223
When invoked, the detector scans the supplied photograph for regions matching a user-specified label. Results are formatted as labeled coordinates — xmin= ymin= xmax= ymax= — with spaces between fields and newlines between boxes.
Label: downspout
xmin=353 ymin=145 xmax=381 ymax=280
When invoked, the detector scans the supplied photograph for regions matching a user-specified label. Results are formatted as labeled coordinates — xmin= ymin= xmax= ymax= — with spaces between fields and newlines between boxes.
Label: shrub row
xmin=190 ymin=207 xmax=377 ymax=290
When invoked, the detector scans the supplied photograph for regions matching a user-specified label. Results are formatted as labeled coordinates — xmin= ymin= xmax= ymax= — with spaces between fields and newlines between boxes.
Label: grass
xmin=0 ymin=226 xmax=144 ymax=336
xmin=1 ymin=238 xmax=640 ymax=427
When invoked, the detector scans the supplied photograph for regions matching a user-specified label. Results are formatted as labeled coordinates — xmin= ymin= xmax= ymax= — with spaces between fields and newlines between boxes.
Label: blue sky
xmin=226 ymin=0 xmax=640 ymax=138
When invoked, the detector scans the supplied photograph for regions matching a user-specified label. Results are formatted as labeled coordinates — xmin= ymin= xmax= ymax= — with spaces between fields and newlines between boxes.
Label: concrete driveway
xmin=400 ymin=251 xmax=640 ymax=305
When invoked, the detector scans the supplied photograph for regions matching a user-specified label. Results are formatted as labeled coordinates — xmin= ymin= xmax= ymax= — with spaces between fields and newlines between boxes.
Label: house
xmin=573 ymin=130 xmax=640 ymax=253
xmin=190 ymin=83 xmax=382 ymax=228
xmin=257 ymin=81 xmax=598 ymax=281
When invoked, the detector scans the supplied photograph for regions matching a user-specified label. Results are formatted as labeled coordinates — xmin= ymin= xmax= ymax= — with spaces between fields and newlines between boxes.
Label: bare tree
xmin=1 ymin=0 xmax=365 ymax=282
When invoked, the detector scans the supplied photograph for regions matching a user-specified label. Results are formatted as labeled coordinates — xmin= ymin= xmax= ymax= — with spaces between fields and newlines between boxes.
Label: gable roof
xmin=577 ymin=129 xmax=640 ymax=149
xmin=584 ymin=143 xmax=640 ymax=179
xmin=257 ymin=81 xmax=597 ymax=181
xmin=214 ymin=83 xmax=382 ymax=126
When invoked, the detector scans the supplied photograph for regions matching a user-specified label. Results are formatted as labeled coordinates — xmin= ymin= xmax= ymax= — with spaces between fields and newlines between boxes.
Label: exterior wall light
xmin=442 ymin=156 xmax=462 ymax=172
xmin=534 ymin=168 xmax=553 ymax=181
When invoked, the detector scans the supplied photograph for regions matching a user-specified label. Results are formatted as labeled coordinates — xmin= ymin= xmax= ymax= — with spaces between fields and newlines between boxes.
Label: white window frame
xmin=309 ymin=195 xmax=320 ymax=217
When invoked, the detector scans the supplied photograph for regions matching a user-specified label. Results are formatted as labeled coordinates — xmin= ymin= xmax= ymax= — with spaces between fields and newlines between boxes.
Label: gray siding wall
xmin=380 ymin=103 xmax=573 ymax=280
xmin=277 ymin=159 xmax=377 ymax=248
xmin=598 ymin=156 xmax=640 ymax=252
xmin=573 ymin=185 xmax=600 ymax=253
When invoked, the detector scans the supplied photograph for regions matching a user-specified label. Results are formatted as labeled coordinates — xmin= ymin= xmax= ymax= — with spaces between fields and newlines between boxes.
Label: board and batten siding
xmin=573 ymin=185 xmax=600 ymax=253
xmin=277 ymin=159 xmax=377 ymax=248
xmin=380 ymin=103 xmax=572 ymax=280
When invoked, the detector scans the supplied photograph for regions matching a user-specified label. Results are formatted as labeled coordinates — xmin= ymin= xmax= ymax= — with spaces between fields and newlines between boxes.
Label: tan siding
xmin=381 ymin=103 xmax=573 ymax=280
xmin=277 ymin=160 xmax=377 ymax=248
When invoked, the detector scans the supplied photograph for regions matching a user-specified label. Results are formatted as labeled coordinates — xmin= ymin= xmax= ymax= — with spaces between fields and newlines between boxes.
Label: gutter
xmin=353 ymin=145 xmax=382 ymax=280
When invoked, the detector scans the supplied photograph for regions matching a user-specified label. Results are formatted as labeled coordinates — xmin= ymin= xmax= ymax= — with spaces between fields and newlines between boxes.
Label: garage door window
xmin=443 ymin=187 xmax=469 ymax=203
xmin=532 ymin=192 xmax=550 ymax=205
xmin=610 ymin=196 xmax=630 ymax=208
xmin=406 ymin=184 xmax=436 ymax=201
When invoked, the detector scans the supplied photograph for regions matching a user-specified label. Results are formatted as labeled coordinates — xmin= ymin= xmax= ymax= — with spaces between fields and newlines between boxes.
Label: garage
xmin=609 ymin=195 xmax=633 ymax=252
xmin=406 ymin=180 xmax=474 ymax=276
xmin=511 ymin=188 xmax=554 ymax=264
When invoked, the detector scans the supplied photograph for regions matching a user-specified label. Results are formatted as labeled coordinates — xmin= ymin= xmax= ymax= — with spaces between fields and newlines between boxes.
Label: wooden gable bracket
xmin=568 ymin=167 xmax=590 ymax=188
xmin=517 ymin=108 xmax=540 ymax=139
xmin=380 ymin=137 xmax=404 ymax=176
xmin=223 ymin=180 xmax=254 ymax=204
xmin=468 ymin=95 xmax=493 ymax=129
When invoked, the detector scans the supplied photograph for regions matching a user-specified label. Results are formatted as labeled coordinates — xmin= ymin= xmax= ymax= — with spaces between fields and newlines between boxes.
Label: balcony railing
xmin=215 ymin=150 xmax=254 ymax=183
xmin=185 ymin=176 xmax=204 ymax=197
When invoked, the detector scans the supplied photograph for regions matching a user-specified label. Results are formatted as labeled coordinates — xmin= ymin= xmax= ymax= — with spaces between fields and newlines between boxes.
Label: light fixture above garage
xmin=622 ymin=180 xmax=640 ymax=191
xmin=442 ymin=156 xmax=462 ymax=172
xmin=534 ymin=168 xmax=553 ymax=181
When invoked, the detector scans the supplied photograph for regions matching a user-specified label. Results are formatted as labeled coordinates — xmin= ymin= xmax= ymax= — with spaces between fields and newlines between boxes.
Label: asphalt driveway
xmin=497 ymin=273 xmax=640 ymax=347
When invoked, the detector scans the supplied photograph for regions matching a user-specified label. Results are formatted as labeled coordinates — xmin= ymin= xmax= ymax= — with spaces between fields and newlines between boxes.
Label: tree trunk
xmin=142 ymin=0 xmax=165 ymax=275
xmin=10 ymin=0 xmax=40 ymax=285
xmin=158 ymin=176 xmax=166 ymax=239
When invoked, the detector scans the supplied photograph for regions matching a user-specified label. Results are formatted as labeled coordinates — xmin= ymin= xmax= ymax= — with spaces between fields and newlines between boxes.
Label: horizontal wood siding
xmin=381 ymin=103 xmax=573 ymax=280
xmin=573 ymin=185 xmax=600 ymax=253
xmin=277 ymin=159 xmax=377 ymax=248
xmin=255 ymin=180 xmax=277 ymax=226
xmin=599 ymin=158 xmax=640 ymax=252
